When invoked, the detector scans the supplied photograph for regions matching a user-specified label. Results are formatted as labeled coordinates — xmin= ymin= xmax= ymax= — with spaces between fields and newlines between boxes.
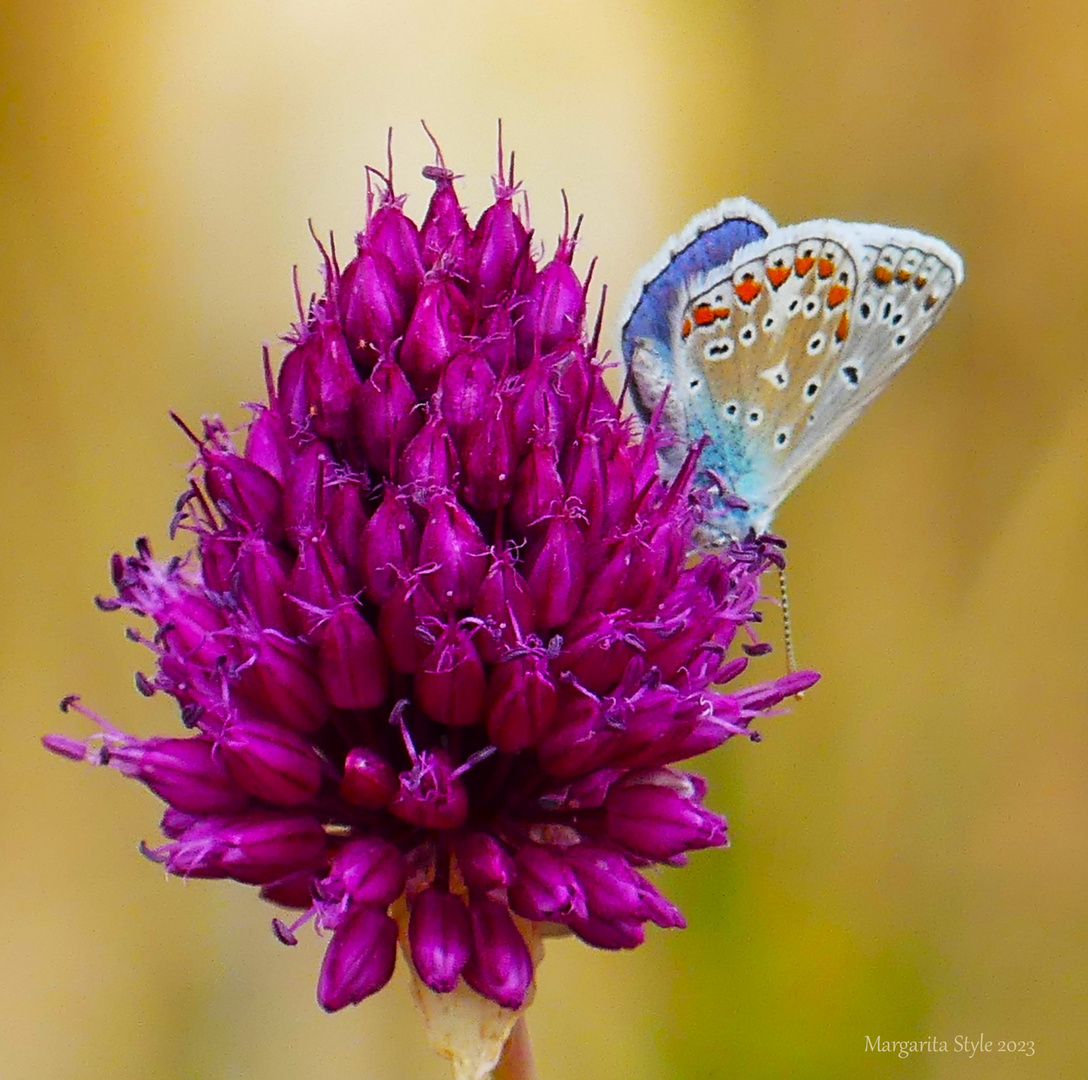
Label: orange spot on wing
xmin=835 ymin=312 xmax=850 ymax=342
xmin=735 ymin=276 xmax=762 ymax=305
xmin=681 ymin=317 xmax=693 ymax=338
xmin=766 ymin=265 xmax=791 ymax=289
xmin=693 ymin=304 xmax=715 ymax=326
xmin=826 ymin=283 xmax=850 ymax=309
xmin=914 ymin=275 xmax=928 ymax=289
xmin=874 ymin=265 xmax=893 ymax=285
xmin=794 ymin=255 xmax=815 ymax=276
xmin=895 ymin=268 xmax=912 ymax=283
xmin=923 ymin=294 xmax=939 ymax=311
xmin=817 ymin=258 xmax=835 ymax=279
xmin=711 ymin=306 xmax=730 ymax=321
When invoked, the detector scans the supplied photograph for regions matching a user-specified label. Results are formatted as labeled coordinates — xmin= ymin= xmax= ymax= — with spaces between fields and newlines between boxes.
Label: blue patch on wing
xmin=620 ymin=216 xmax=769 ymax=361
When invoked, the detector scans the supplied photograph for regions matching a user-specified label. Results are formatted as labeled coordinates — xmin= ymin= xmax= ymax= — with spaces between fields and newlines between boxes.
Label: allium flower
xmin=45 ymin=147 xmax=818 ymax=1026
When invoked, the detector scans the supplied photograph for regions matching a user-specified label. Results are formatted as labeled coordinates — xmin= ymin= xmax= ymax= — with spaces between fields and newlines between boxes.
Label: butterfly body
xmin=620 ymin=199 xmax=965 ymax=542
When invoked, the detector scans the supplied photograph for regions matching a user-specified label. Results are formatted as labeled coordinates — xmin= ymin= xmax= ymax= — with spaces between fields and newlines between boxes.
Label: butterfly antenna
xmin=777 ymin=564 xmax=802 ymax=693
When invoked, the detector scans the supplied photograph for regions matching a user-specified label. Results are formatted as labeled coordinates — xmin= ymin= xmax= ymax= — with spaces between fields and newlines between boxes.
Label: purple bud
xmin=732 ymin=670 xmax=821 ymax=713
xmin=275 ymin=339 xmax=312 ymax=434
xmin=562 ymin=435 xmax=605 ymax=541
xmin=604 ymin=773 xmax=727 ymax=861
xmin=342 ymin=249 xmax=408 ymax=357
xmin=454 ymin=832 xmax=515 ymax=893
xmin=260 ymin=868 xmax=318 ymax=910
xmin=325 ymin=837 xmax=407 ymax=906
xmin=419 ymin=495 xmax=487 ymax=611
xmin=236 ymin=630 xmax=329 ymax=734
xmin=461 ymin=897 xmax=533 ymax=1011
xmin=509 ymin=843 xmax=587 ymax=922
xmin=219 ymin=718 xmax=323 ymax=808
xmin=486 ymin=653 xmax=557 ymax=754
xmin=460 ymin=396 xmax=514 ymax=512
xmin=203 ymin=449 xmax=285 ymax=543
xmin=400 ymin=278 xmax=469 ymax=395
xmin=409 ymin=887 xmax=472 ymax=993
xmin=314 ymin=604 xmax=389 ymax=711
xmin=244 ymin=404 xmax=289 ymax=483
xmin=396 ymin=409 xmax=459 ymax=494
xmin=358 ymin=486 xmax=421 ymax=605
xmin=416 ymin=623 xmax=486 ymax=728
xmin=357 ymin=358 xmax=421 ymax=475
xmin=288 ymin=536 xmax=348 ymax=633
xmin=317 ymin=906 xmax=398 ymax=1012
xmin=526 ymin=510 xmax=586 ymax=629
xmin=565 ymin=913 xmax=644 ymax=950
xmin=101 ymin=735 xmax=249 ymax=814
xmin=518 ymin=252 xmax=585 ymax=357
xmin=564 ymin=843 xmax=647 ymax=921
xmin=340 ymin=746 xmax=398 ymax=810
xmin=509 ymin=440 xmax=564 ymax=535
xmin=388 ymin=749 xmax=468 ymax=830
xmin=362 ymin=202 xmax=423 ymax=302
xmin=304 ymin=319 xmax=363 ymax=441
xmin=282 ymin=440 xmax=332 ymax=542
xmin=439 ymin=351 xmax=496 ymax=445
xmin=377 ymin=573 xmax=442 ymax=674
xmin=420 ymin=169 xmax=471 ymax=271
xmin=323 ymin=474 xmax=369 ymax=581
xmin=198 ymin=533 xmax=237 ymax=594
xmin=469 ymin=193 xmax=531 ymax=305
xmin=510 ymin=358 xmax=564 ymax=454
xmin=472 ymin=551 xmax=534 ymax=663
xmin=237 ymin=538 xmax=292 ymax=632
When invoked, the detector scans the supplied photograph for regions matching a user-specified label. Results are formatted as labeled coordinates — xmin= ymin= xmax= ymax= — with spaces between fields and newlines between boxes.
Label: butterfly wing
xmin=662 ymin=220 xmax=963 ymax=537
xmin=619 ymin=198 xmax=777 ymax=475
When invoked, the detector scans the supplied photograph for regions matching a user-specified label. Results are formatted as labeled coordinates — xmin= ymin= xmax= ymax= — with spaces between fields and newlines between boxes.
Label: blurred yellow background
xmin=3 ymin=1 xmax=1085 ymax=1077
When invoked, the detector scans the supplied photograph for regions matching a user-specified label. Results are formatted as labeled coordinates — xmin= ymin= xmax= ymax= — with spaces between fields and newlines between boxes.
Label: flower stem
xmin=493 ymin=1018 xmax=536 ymax=1080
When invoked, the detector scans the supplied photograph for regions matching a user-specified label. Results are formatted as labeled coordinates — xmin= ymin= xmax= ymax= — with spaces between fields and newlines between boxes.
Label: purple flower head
xmin=45 ymin=146 xmax=819 ymax=1018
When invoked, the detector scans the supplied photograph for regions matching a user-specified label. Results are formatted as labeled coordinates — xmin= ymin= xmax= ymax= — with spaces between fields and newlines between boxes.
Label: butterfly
xmin=619 ymin=198 xmax=964 ymax=543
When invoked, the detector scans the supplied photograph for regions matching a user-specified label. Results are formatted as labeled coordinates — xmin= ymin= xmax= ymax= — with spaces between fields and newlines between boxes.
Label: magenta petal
xmin=317 ymin=906 xmax=399 ymax=1012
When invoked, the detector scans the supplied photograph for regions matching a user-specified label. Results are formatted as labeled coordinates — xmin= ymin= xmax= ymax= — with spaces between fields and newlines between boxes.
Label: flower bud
xmin=388 ymin=749 xmax=468 ymax=830
xmin=203 ymin=450 xmax=285 ymax=543
xmin=339 ymin=746 xmax=398 ymax=810
xmin=400 ymin=277 xmax=469 ymax=395
xmin=324 ymin=837 xmax=407 ymax=906
xmin=459 ymin=396 xmax=514 ymax=512
xmin=236 ymin=630 xmax=329 ymax=734
xmin=314 ymin=604 xmax=389 ymax=711
xmin=396 ymin=408 xmax=459 ymax=495
xmin=603 ymin=774 xmax=727 ymax=861
xmin=219 ymin=718 xmax=324 ymax=807
xmin=416 ymin=623 xmax=486 ymax=727
xmin=486 ymin=653 xmax=557 ymax=753
xmin=472 ymin=550 xmax=534 ymax=663
xmin=362 ymin=201 xmax=423 ymax=302
xmin=419 ymin=495 xmax=487 ymax=612
xmin=358 ymin=486 xmax=421 ymax=605
xmin=509 ymin=440 xmax=564 ymax=535
xmin=469 ymin=192 xmax=531 ymax=305
xmin=508 ymin=843 xmax=587 ymax=922
xmin=304 ymin=318 xmax=363 ymax=441
xmin=409 ymin=887 xmax=472 ymax=993
xmin=439 ymin=351 xmax=496 ymax=445
xmin=342 ymin=249 xmax=408 ymax=357
xmin=357 ymin=357 xmax=421 ymax=475
xmin=317 ymin=906 xmax=399 ymax=1012
xmin=420 ymin=168 xmax=470 ymax=272
xmin=454 ymin=832 xmax=516 ymax=893
xmin=526 ymin=510 xmax=586 ymax=629
xmin=461 ymin=897 xmax=533 ymax=1011
xmin=377 ymin=572 xmax=442 ymax=674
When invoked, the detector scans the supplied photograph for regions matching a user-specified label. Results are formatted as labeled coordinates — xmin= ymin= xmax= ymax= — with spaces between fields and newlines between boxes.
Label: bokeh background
xmin=2 ymin=2 xmax=1085 ymax=1077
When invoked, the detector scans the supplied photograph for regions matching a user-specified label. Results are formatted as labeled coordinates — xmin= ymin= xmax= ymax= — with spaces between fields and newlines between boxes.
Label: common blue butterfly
xmin=619 ymin=198 xmax=964 ymax=543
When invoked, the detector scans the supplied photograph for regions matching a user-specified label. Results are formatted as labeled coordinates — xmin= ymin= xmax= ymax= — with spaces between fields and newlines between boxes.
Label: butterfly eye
xmin=722 ymin=401 xmax=740 ymax=422
xmin=807 ymin=332 xmax=826 ymax=356
xmin=746 ymin=407 xmax=764 ymax=427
